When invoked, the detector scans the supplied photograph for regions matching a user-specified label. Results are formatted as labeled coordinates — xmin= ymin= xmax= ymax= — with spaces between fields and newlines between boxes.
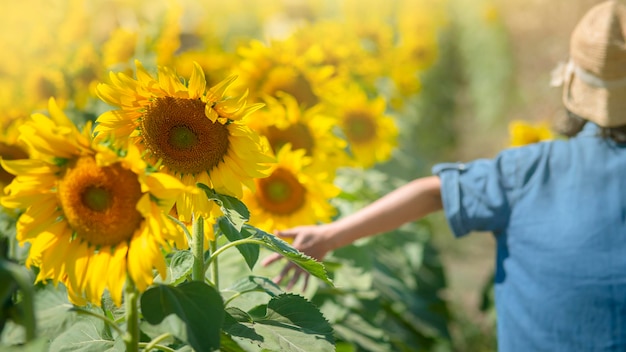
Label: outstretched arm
xmin=262 ymin=175 xmax=443 ymax=289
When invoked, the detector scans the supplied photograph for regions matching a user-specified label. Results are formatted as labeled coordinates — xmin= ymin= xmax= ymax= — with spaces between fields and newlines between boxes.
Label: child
xmin=263 ymin=1 xmax=626 ymax=350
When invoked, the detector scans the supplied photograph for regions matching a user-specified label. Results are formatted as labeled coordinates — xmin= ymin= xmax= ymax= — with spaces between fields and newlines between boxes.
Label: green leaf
xmin=1 ymin=284 xmax=84 ymax=345
xmin=141 ymin=281 xmax=224 ymax=352
xmin=224 ymin=293 xmax=335 ymax=352
xmin=139 ymin=314 xmax=185 ymax=344
xmin=217 ymin=217 xmax=259 ymax=270
xmin=48 ymin=318 xmax=116 ymax=352
xmin=0 ymin=260 xmax=35 ymax=343
xmin=1 ymin=337 xmax=48 ymax=352
xmin=225 ymin=276 xmax=283 ymax=299
xmin=246 ymin=225 xmax=333 ymax=287
xmin=197 ymin=183 xmax=249 ymax=231
xmin=219 ymin=331 xmax=248 ymax=352
xmin=222 ymin=307 xmax=263 ymax=342
xmin=156 ymin=250 xmax=193 ymax=285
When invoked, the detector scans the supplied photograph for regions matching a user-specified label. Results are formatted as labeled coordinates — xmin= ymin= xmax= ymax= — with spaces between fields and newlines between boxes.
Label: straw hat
xmin=562 ymin=0 xmax=626 ymax=127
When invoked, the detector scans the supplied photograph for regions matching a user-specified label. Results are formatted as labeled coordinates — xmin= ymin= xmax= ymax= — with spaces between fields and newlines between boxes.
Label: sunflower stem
xmin=168 ymin=215 xmax=192 ymax=244
xmin=210 ymin=239 xmax=219 ymax=289
xmin=205 ymin=238 xmax=266 ymax=268
xmin=191 ymin=215 xmax=205 ymax=281
xmin=72 ymin=306 xmax=124 ymax=337
xmin=123 ymin=278 xmax=140 ymax=352
xmin=138 ymin=342 xmax=176 ymax=352
xmin=141 ymin=332 xmax=174 ymax=352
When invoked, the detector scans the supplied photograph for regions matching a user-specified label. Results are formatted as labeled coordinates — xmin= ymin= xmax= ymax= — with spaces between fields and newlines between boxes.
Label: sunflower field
xmin=0 ymin=0 xmax=515 ymax=351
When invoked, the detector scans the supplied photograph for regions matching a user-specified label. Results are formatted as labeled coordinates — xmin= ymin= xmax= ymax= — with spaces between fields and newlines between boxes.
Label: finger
xmin=302 ymin=273 xmax=310 ymax=292
xmin=273 ymin=228 xmax=299 ymax=238
xmin=272 ymin=263 xmax=294 ymax=284
xmin=262 ymin=253 xmax=283 ymax=267
xmin=286 ymin=269 xmax=301 ymax=291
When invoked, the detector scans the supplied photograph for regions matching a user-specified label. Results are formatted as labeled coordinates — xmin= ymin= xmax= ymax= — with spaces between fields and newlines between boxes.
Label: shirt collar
xmin=577 ymin=122 xmax=601 ymax=137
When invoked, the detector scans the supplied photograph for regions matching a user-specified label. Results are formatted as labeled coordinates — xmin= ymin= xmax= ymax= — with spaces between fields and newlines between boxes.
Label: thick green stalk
xmin=210 ymin=239 xmax=219 ymax=289
xmin=191 ymin=215 xmax=205 ymax=281
xmin=123 ymin=278 xmax=139 ymax=352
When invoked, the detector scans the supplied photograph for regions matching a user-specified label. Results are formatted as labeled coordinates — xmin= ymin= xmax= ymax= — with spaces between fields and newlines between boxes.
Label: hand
xmin=262 ymin=224 xmax=334 ymax=291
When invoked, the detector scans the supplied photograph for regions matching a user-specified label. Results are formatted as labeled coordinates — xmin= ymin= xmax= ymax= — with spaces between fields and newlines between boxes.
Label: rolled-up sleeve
xmin=432 ymin=153 xmax=520 ymax=237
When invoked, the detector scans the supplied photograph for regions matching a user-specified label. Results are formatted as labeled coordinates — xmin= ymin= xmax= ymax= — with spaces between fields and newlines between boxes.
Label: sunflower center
xmin=264 ymin=67 xmax=319 ymax=107
xmin=0 ymin=142 xmax=28 ymax=185
xmin=57 ymin=156 xmax=143 ymax=247
xmin=169 ymin=126 xmax=198 ymax=149
xmin=344 ymin=111 xmax=377 ymax=144
xmin=142 ymin=96 xmax=230 ymax=174
xmin=266 ymin=123 xmax=315 ymax=156
xmin=255 ymin=167 xmax=305 ymax=215
xmin=82 ymin=186 xmax=111 ymax=212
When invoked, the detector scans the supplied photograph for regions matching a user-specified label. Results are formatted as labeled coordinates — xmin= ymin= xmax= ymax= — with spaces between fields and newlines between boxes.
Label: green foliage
xmin=217 ymin=217 xmax=260 ymax=270
xmin=450 ymin=0 xmax=515 ymax=128
xmin=223 ymin=293 xmax=334 ymax=352
xmin=48 ymin=318 xmax=122 ymax=351
xmin=215 ymin=219 xmax=334 ymax=287
xmin=0 ymin=256 xmax=35 ymax=345
xmin=156 ymin=250 xmax=194 ymax=285
xmin=141 ymin=282 xmax=224 ymax=351
xmin=198 ymin=183 xmax=250 ymax=231
xmin=307 ymin=226 xmax=452 ymax=351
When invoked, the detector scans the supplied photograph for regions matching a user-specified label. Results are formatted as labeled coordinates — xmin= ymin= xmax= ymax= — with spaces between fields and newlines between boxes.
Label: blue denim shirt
xmin=433 ymin=122 xmax=626 ymax=351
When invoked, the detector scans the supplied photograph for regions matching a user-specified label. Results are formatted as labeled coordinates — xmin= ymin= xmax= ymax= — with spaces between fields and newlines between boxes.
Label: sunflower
xmin=242 ymin=145 xmax=339 ymax=233
xmin=102 ymin=28 xmax=138 ymax=69
xmin=0 ymin=119 xmax=29 ymax=190
xmin=283 ymin=20 xmax=391 ymax=96
xmin=94 ymin=61 xmax=274 ymax=223
xmin=1 ymin=98 xmax=193 ymax=306
xmin=331 ymin=85 xmax=398 ymax=168
xmin=248 ymin=92 xmax=348 ymax=174
xmin=508 ymin=120 xmax=554 ymax=147
xmin=233 ymin=39 xmax=339 ymax=108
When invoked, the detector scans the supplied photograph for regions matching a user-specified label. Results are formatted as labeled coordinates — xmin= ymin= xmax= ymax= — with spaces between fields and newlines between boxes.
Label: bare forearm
xmin=326 ymin=176 xmax=443 ymax=250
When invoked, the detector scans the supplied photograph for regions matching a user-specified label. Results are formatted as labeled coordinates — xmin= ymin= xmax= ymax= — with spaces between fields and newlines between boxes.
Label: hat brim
xmin=563 ymin=70 xmax=626 ymax=127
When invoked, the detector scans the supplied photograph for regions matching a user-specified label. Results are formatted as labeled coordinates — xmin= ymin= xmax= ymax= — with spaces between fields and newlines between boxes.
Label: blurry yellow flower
xmin=154 ymin=0 xmax=182 ymax=66
xmin=250 ymin=92 xmax=348 ymax=174
xmin=0 ymin=118 xmax=29 ymax=190
xmin=234 ymin=39 xmax=337 ymax=108
xmin=24 ymin=67 xmax=69 ymax=109
xmin=68 ymin=43 xmax=105 ymax=109
xmin=95 ymin=61 xmax=274 ymax=223
xmin=332 ymin=85 xmax=398 ymax=168
xmin=1 ymin=98 xmax=191 ymax=306
xmin=102 ymin=28 xmax=138 ymax=68
xmin=243 ymin=145 xmax=339 ymax=233
xmin=483 ymin=3 xmax=500 ymax=23
xmin=509 ymin=120 xmax=554 ymax=147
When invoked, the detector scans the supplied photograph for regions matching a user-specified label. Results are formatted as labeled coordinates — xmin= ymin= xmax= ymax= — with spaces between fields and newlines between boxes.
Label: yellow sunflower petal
xmin=106 ymin=241 xmax=128 ymax=306
xmin=188 ymin=62 xmax=207 ymax=98
xmin=206 ymin=75 xmax=237 ymax=103
xmin=25 ymin=230 xmax=57 ymax=269
xmin=64 ymin=241 xmax=91 ymax=295
xmin=144 ymin=172 xmax=192 ymax=201
xmin=128 ymin=226 xmax=164 ymax=292
xmin=85 ymin=250 xmax=111 ymax=304
xmin=16 ymin=199 xmax=59 ymax=241
xmin=47 ymin=97 xmax=76 ymax=130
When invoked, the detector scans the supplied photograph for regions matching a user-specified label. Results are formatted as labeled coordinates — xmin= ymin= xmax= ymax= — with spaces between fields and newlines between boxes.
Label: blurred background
xmin=0 ymin=0 xmax=608 ymax=350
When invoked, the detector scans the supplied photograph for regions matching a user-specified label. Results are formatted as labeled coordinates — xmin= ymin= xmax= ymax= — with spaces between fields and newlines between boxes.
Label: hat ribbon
xmin=551 ymin=59 xmax=626 ymax=89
